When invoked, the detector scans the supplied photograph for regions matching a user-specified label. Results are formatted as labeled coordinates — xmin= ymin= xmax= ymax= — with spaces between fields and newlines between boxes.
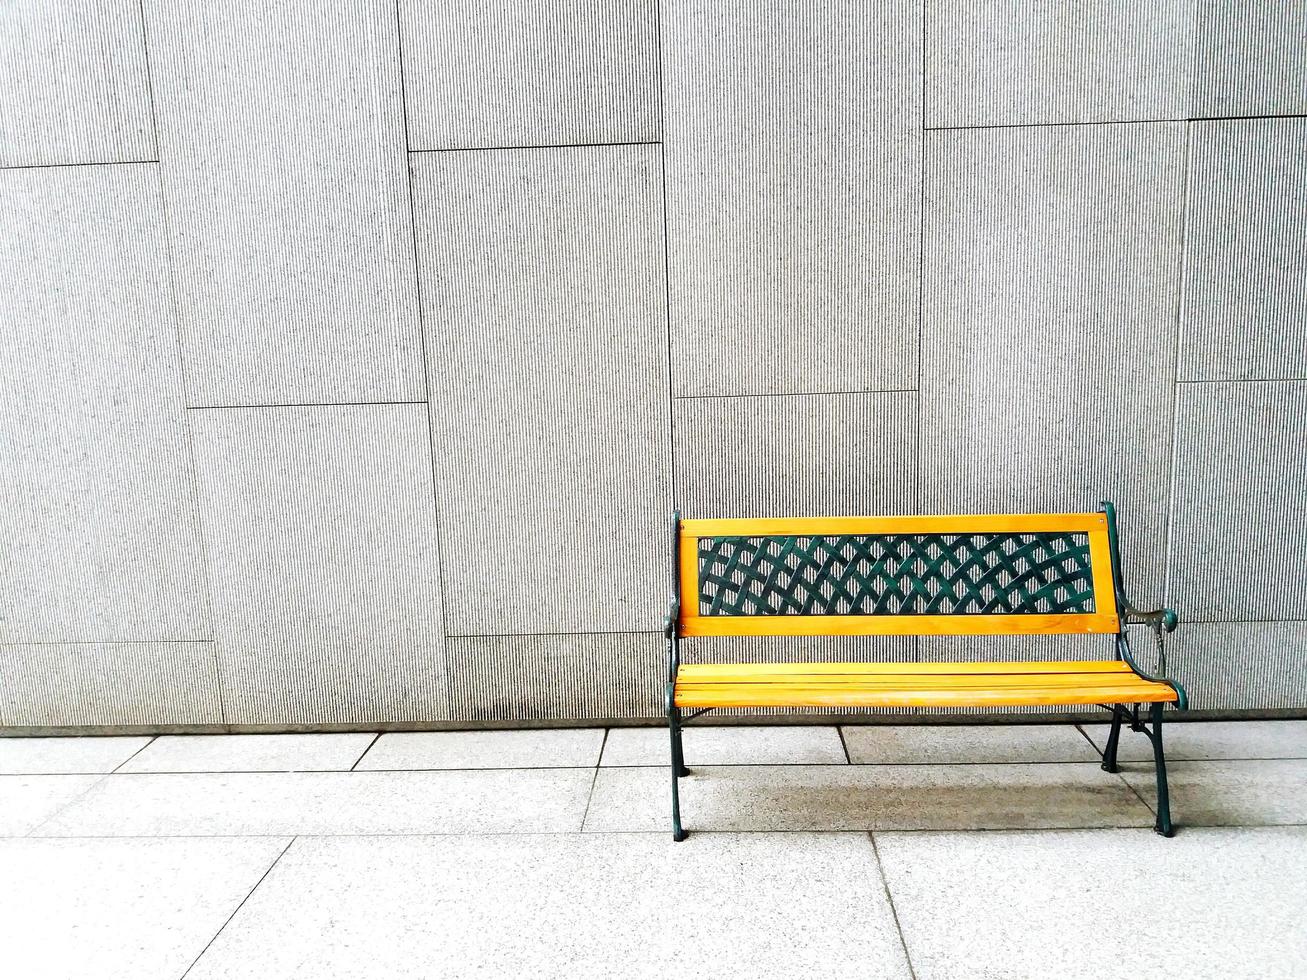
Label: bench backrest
xmin=675 ymin=512 xmax=1120 ymax=637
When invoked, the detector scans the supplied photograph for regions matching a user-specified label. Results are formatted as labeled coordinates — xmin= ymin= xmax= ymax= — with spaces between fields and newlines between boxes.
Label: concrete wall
xmin=2 ymin=1 xmax=1305 ymax=730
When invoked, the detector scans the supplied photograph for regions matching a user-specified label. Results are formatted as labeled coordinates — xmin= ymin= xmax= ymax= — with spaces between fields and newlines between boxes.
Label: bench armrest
xmin=664 ymin=598 xmax=680 ymax=682
xmin=1124 ymin=606 xmax=1178 ymax=633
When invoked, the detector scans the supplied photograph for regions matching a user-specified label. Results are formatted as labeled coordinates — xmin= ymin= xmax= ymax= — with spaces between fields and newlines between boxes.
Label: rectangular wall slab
xmin=144 ymin=0 xmax=423 ymax=407
xmin=0 ymin=642 xmax=221 ymax=728
xmin=190 ymin=405 xmax=447 ymax=725
xmin=0 ymin=0 xmax=156 ymax=167
xmin=1194 ymin=0 xmax=1307 ymax=118
xmin=926 ymin=0 xmax=1193 ymax=128
xmin=919 ymin=123 xmax=1186 ymax=603
xmin=663 ymin=0 xmax=920 ymax=396
xmin=1179 ymin=118 xmax=1307 ymax=382
xmin=398 ymin=0 xmax=659 ymax=149
xmin=1165 ymin=622 xmax=1307 ymax=711
xmin=445 ymin=633 xmax=662 ymax=721
xmin=1169 ymin=381 xmax=1307 ymax=623
xmin=0 ymin=164 xmax=209 ymax=643
xmin=412 ymin=144 xmax=669 ymax=636
xmin=672 ymin=391 xmax=917 ymax=518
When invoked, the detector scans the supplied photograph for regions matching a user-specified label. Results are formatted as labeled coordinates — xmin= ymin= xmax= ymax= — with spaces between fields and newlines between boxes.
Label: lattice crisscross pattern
xmin=697 ymin=533 xmax=1095 ymax=617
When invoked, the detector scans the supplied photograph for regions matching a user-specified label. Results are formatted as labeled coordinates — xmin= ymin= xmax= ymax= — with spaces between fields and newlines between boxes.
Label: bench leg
xmin=668 ymin=701 xmax=688 ymax=842
xmin=1100 ymin=705 xmax=1123 ymax=773
xmin=1149 ymin=701 xmax=1175 ymax=838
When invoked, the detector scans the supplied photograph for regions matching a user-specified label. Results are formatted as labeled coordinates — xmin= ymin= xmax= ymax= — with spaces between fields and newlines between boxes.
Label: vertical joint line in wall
xmin=1161 ymin=123 xmax=1194 ymax=604
xmin=136 ymin=2 xmax=163 ymax=172
xmin=394 ymin=2 xmax=453 ymax=690
xmin=654 ymin=1 xmax=677 ymax=507
xmin=913 ymin=6 xmax=928 ymax=516
xmin=138 ymin=0 xmax=225 ymax=722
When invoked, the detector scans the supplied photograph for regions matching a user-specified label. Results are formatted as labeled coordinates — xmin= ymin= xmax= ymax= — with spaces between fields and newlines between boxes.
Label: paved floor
xmin=3 ymin=720 xmax=1305 ymax=979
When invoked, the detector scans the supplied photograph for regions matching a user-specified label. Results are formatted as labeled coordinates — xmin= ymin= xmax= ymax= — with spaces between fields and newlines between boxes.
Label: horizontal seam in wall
xmin=928 ymin=113 xmax=1307 ymax=133
xmin=0 ymin=638 xmax=214 ymax=648
xmin=1169 ymin=618 xmax=1307 ymax=626
xmin=1175 ymin=378 xmax=1307 ymax=385
xmin=674 ymin=388 xmax=919 ymax=401
xmin=409 ymin=141 xmax=660 ymax=154
xmin=447 ymin=630 xmax=662 ymax=640
xmin=0 ymin=159 xmax=159 ymax=171
xmin=187 ymin=401 xmax=428 ymax=411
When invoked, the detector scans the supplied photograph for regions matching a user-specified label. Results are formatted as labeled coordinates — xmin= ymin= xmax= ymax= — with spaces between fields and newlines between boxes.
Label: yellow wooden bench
xmin=662 ymin=502 xmax=1185 ymax=839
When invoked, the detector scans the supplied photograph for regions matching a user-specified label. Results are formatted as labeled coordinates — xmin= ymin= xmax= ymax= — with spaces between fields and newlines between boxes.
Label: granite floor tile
xmin=36 ymin=769 xmax=595 ymax=837
xmin=356 ymin=728 xmax=604 ymax=770
xmin=121 ymin=733 xmax=376 ymax=773
xmin=0 ymin=836 xmax=289 ymax=980
xmin=842 ymin=724 xmax=1100 ymax=765
xmin=0 ymin=775 xmax=101 ymax=836
xmin=876 ymin=827 xmax=1307 ymax=979
xmin=0 ymin=736 xmax=151 ymax=774
xmin=584 ymin=764 xmax=1151 ymax=833
xmin=1083 ymin=720 xmax=1307 ymax=763
xmin=600 ymin=726 xmax=846 ymax=766
xmin=183 ymin=833 xmax=911 ymax=980
xmin=1121 ymin=759 xmax=1307 ymax=827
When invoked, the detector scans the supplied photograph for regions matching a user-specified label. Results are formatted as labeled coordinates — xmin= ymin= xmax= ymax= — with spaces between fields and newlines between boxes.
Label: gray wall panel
xmin=1179 ymin=119 xmax=1307 ymax=382
xmin=663 ymin=0 xmax=920 ymax=397
xmin=144 ymin=0 xmax=424 ymax=407
xmin=0 ymin=164 xmax=209 ymax=643
xmin=446 ymin=633 xmax=663 ymax=721
xmin=1169 ymin=382 xmax=1307 ymax=622
xmin=191 ymin=405 xmax=447 ymax=725
xmin=920 ymin=635 xmax=1109 ymax=664
xmin=1167 ymin=622 xmax=1307 ymax=711
xmin=0 ymin=0 xmax=156 ymax=167
xmin=1194 ymin=1 xmax=1307 ymax=118
xmin=413 ymin=145 xmax=670 ymax=636
xmin=927 ymin=0 xmax=1193 ymax=128
xmin=673 ymin=391 xmax=917 ymax=519
xmin=0 ymin=642 xmax=221 ymax=727
xmin=399 ymin=0 xmax=659 ymax=150
xmin=5 ymin=4 xmax=1307 ymax=728
xmin=919 ymin=123 xmax=1186 ymax=603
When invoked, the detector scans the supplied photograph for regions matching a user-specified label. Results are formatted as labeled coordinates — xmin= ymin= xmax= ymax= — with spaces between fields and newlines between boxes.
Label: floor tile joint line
xmin=870 ymin=832 xmax=918 ymax=980
xmin=179 ymin=837 xmax=297 ymax=980
xmin=349 ymin=733 xmax=382 ymax=771
xmin=110 ymin=735 xmax=158 ymax=774
xmin=579 ymin=730 xmax=609 ymax=832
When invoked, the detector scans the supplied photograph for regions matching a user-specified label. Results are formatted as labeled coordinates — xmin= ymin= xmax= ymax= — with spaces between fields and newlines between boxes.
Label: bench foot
xmin=1100 ymin=705 xmax=1123 ymax=773
xmin=668 ymin=696 xmax=688 ymax=841
xmin=1149 ymin=701 xmax=1176 ymax=837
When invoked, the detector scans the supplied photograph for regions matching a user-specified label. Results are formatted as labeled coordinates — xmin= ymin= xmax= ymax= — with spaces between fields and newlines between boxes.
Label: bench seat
xmin=674 ymin=660 xmax=1180 ymax=709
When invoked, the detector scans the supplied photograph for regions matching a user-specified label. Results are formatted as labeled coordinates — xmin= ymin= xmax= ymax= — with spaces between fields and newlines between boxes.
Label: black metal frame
xmin=664 ymin=502 xmax=1188 ymax=840
xmin=665 ymin=510 xmax=688 ymax=840
xmin=1100 ymin=500 xmax=1187 ymax=837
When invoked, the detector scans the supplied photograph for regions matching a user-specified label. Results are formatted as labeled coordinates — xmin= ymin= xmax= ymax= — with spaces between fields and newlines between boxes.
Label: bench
xmin=662 ymin=501 xmax=1186 ymax=839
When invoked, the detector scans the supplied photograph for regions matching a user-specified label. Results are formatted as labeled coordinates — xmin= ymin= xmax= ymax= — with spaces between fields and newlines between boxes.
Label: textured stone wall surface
xmin=3 ymin=1 xmax=1305 ymax=728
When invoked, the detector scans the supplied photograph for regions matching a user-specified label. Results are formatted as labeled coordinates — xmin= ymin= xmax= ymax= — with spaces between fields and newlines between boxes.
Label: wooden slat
xmin=680 ymin=612 xmax=1120 ymax=637
xmin=677 ymin=679 xmax=1166 ymax=698
xmin=1086 ymin=525 xmax=1120 ymax=621
xmin=678 ymin=533 xmax=698 ymax=634
xmin=673 ymin=657 xmax=1177 ymax=708
xmin=677 ymin=660 xmax=1133 ymax=679
xmin=680 ymin=512 xmax=1108 ymax=537
xmin=674 ymin=682 xmax=1178 ymax=709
